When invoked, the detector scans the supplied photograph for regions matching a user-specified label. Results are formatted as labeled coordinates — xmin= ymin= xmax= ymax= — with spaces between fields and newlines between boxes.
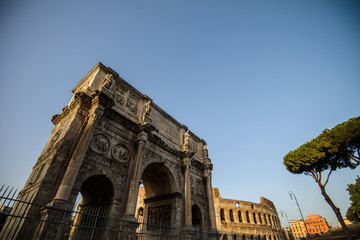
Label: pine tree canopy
xmin=284 ymin=116 xmax=360 ymax=174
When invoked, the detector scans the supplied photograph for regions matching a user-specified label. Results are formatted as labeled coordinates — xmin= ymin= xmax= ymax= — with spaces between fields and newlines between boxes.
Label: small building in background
xmin=289 ymin=214 xmax=330 ymax=239
xmin=283 ymin=227 xmax=294 ymax=240
xmin=289 ymin=220 xmax=306 ymax=240
xmin=337 ymin=219 xmax=352 ymax=227
xmin=304 ymin=214 xmax=329 ymax=237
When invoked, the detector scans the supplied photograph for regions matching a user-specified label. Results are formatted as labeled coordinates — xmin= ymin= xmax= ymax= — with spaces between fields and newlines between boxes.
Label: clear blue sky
xmin=0 ymin=0 xmax=359 ymax=228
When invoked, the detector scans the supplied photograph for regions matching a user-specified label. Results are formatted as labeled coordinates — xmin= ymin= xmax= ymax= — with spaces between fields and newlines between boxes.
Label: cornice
xmin=51 ymin=92 xmax=92 ymax=125
xmin=72 ymin=62 xmax=206 ymax=144
xmin=147 ymin=132 xmax=183 ymax=158
xmin=72 ymin=62 xmax=107 ymax=94
xmin=104 ymin=108 xmax=139 ymax=133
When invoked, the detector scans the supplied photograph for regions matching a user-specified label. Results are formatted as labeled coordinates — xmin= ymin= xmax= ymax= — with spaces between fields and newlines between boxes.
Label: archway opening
xmin=71 ymin=175 xmax=114 ymax=239
xmin=142 ymin=163 xmax=174 ymax=198
xmin=136 ymin=163 xmax=177 ymax=230
xmin=192 ymin=205 xmax=202 ymax=229
xmin=81 ymin=175 xmax=114 ymax=205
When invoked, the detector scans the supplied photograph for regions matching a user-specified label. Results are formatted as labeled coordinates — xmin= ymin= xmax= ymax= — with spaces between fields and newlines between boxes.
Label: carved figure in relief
xmin=196 ymin=180 xmax=203 ymax=194
xmin=90 ymin=134 xmax=110 ymax=154
xmin=112 ymin=144 xmax=130 ymax=162
xmin=126 ymin=100 xmax=138 ymax=114
xmin=190 ymin=178 xmax=195 ymax=193
xmin=115 ymin=93 xmax=125 ymax=106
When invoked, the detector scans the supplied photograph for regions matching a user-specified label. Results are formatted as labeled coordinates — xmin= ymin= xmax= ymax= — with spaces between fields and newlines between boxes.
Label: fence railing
xmin=0 ymin=186 xmax=219 ymax=240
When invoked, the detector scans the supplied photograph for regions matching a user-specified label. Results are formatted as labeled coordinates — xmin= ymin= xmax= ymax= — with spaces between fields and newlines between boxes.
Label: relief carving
xmin=115 ymin=93 xmax=125 ymax=106
xmin=112 ymin=143 xmax=130 ymax=162
xmin=196 ymin=180 xmax=203 ymax=195
xmin=126 ymin=98 xmax=138 ymax=115
xmin=90 ymin=134 xmax=110 ymax=154
xmin=147 ymin=204 xmax=171 ymax=228
xmin=88 ymin=152 xmax=112 ymax=167
xmin=144 ymin=149 xmax=162 ymax=162
xmin=190 ymin=178 xmax=195 ymax=193
xmin=112 ymin=172 xmax=127 ymax=185
xmin=174 ymin=164 xmax=182 ymax=188
xmin=79 ymin=163 xmax=94 ymax=175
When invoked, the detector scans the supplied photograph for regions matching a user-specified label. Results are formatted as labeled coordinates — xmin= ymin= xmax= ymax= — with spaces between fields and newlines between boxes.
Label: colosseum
xmin=212 ymin=188 xmax=285 ymax=240
xmin=136 ymin=186 xmax=285 ymax=240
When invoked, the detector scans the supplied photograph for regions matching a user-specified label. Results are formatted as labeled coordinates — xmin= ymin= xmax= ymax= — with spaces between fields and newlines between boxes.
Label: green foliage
xmin=346 ymin=178 xmax=360 ymax=223
xmin=284 ymin=116 xmax=360 ymax=174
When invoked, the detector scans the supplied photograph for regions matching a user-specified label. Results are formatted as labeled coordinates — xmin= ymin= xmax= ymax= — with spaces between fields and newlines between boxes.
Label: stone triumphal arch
xmin=3 ymin=63 xmax=217 ymax=239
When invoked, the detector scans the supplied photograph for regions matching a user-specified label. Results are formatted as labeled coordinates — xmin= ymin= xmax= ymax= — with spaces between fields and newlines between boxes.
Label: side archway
xmin=192 ymin=205 xmax=202 ymax=229
xmin=71 ymin=174 xmax=114 ymax=239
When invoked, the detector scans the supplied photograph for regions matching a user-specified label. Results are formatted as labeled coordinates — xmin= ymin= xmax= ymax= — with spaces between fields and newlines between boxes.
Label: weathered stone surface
xmin=213 ymin=188 xmax=285 ymax=239
xmin=5 ymin=62 xmax=216 ymax=239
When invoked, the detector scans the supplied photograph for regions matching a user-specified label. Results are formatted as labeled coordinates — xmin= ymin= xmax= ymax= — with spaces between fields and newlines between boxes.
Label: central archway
xmin=137 ymin=162 xmax=178 ymax=231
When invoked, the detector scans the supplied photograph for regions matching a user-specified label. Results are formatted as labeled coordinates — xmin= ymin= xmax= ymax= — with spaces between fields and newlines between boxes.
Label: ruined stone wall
xmin=212 ymin=188 xmax=284 ymax=240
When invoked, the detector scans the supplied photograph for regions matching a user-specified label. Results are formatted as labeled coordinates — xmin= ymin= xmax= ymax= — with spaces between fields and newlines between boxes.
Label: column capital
xmin=137 ymin=131 xmax=148 ymax=146
xmin=91 ymin=90 xmax=115 ymax=110
xmin=182 ymin=150 xmax=195 ymax=160
xmin=203 ymin=159 xmax=213 ymax=171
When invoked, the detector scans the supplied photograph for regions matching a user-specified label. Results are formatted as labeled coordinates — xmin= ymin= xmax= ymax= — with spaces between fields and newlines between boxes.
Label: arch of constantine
xmin=0 ymin=63 xmax=284 ymax=240
xmin=1 ymin=63 xmax=217 ymax=239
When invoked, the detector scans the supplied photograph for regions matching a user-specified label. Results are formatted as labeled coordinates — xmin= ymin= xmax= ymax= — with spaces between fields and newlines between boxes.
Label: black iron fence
xmin=0 ymin=186 xmax=219 ymax=240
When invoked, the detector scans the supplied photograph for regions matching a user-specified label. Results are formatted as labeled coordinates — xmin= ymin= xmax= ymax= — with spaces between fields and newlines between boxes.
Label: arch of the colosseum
xmin=213 ymin=188 xmax=285 ymax=240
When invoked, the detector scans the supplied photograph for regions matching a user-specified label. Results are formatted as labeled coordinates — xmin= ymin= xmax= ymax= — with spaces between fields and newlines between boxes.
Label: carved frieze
xmin=144 ymin=149 xmax=162 ymax=162
xmin=190 ymin=178 xmax=195 ymax=193
xmin=175 ymin=165 xmax=182 ymax=188
xmin=79 ymin=162 xmax=94 ymax=175
xmin=112 ymin=172 xmax=127 ymax=185
xmin=147 ymin=204 xmax=171 ymax=228
xmin=126 ymin=97 xmax=138 ymax=115
xmin=115 ymin=92 xmax=125 ymax=106
xmin=87 ymin=151 xmax=112 ymax=167
xmin=112 ymin=84 xmax=141 ymax=117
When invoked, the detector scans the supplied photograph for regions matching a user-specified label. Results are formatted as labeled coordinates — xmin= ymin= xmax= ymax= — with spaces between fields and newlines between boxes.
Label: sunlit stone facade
xmin=212 ymin=188 xmax=285 ymax=240
xmin=289 ymin=220 xmax=306 ymax=240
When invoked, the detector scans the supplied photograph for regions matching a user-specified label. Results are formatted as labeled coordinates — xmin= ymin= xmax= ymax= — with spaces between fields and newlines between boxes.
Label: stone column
xmin=53 ymin=92 xmax=113 ymax=204
xmin=124 ymin=130 xmax=148 ymax=220
xmin=183 ymin=155 xmax=192 ymax=227
xmin=204 ymin=160 xmax=217 ymax=230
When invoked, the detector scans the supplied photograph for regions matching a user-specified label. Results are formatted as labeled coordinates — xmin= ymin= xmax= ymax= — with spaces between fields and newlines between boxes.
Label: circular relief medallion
xmin=90 ymin=134 xmax=110 ymax=154
xmin=112 ymin=143 xmax=130 ymax=162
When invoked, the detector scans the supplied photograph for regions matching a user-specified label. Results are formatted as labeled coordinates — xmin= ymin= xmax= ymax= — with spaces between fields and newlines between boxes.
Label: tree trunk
xmin=319 ymin=185 xmax=352 ymax=240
